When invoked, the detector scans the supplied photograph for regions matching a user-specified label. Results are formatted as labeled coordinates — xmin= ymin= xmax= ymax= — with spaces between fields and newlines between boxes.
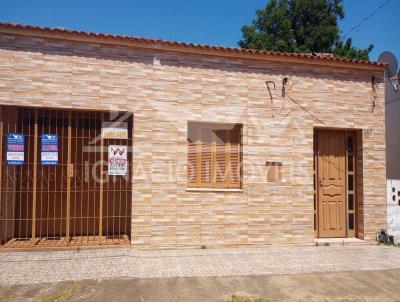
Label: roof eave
xmin=0 ymin=23 xmax=386 ymax=72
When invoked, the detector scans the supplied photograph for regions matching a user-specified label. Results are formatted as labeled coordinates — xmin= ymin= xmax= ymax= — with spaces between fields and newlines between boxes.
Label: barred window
xmin=187 ymin=122 xmax=242 ymax=189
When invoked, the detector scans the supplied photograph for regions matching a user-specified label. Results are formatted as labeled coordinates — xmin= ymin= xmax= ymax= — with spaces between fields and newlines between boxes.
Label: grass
xmin=221 ymin=297 xmax=382 ymax=302
xmin=36 ymin=282 xmax=83 ymax=302
xmin=221 ymin=295 xmax=269 ymax=302
xmin=380 ymin=241 xmax=400 ymax=247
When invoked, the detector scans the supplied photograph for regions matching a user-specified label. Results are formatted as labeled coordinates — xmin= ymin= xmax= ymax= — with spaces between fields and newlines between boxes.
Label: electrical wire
xmin=371 ymin=81 xmax=386 ymax=128
xmin=342 ymin=0 xmax=393 ymax=39
xmin=285 ymin=93 xmax=325 ymax=124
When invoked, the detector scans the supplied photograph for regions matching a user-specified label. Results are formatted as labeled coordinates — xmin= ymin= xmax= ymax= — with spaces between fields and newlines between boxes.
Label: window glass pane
xmin=349 ymin=213 xmax=354 ymax=230
xmin=348 ymin=175 xmax=354 ymax=191
xmin=313 ymin=148 xmax=315 ymax=170
xmin=201 ymin=127 xmax=212 ymax=144
xmin=348 ymin=156 xmax=353 ymax=172
xmin=213 ymin=129 xmax=228 ymax=144
xmin=314 ymin=213 xmax=316 ymax=230
xmin=188 ymin=123 xmax=197 ymax=143
xmin=314 ymin=194 xmax=316 ymax=210
xmin=232 ymin=125 xmax=241 ymax=143
xmin=348 ymin=194 xmax=354 ymax=210
xmin=348 ymin=136 xmax=353 ymax=153
xmin=313 ymin=174 xmax=316 ymax=190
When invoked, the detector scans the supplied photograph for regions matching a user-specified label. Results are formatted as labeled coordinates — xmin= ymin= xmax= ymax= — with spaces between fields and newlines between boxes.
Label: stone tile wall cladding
xmin=0 ymin=31 xmax=386 ymax=249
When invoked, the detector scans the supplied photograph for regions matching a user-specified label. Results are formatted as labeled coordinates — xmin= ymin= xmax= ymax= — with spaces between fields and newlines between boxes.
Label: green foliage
xmin=238 ymin=0 xmax=373 ymax=60
xmin=221 ymin=295 xmax=269 ymax=302
xmin=239 ymin=0 xmax=294 ymax=52
xmin=333 ymin=38 xmax=373 ymax=61
xmin=36 ymin=282 xmax=83 ymax=302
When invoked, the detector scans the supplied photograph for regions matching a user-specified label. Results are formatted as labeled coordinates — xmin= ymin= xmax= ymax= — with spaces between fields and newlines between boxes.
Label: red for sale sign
xmin=108 ymin=145 xmax=127 ymax=175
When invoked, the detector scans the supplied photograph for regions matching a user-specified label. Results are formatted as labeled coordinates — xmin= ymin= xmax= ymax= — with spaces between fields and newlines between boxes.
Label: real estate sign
xmin=6 ymin=133 xmax=24 ymax=165
xmin=41 ymin=134 xmax=58 ymax=165
xmin=108 ymin=145 xmax=128 ymax=175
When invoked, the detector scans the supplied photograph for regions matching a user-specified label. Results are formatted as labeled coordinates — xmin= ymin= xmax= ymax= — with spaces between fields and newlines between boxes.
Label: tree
xmin=238 ymin=0 xmax=373 ymax=61
xmin=333 ymin=38 xmax=373 ymax=61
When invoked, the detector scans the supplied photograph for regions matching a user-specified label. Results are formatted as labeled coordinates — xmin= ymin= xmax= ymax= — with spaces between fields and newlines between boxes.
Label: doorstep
xmin=314 ymin=238 xmax=370 ymax=246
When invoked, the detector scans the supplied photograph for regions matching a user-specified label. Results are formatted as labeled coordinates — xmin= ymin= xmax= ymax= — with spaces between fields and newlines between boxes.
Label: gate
xmin=0 ymin=106 xmax=132 ymax=248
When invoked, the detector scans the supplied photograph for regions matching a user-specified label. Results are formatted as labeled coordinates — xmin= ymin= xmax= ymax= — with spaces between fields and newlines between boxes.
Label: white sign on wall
xmin=101 ymin=122 xmax=128 ymax=139
xmin=108 ymin=145 xmax=128 ymax=176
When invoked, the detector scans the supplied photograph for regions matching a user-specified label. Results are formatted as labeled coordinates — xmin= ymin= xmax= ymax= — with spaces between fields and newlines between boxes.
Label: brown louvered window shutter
xmin=187 ymin=124 xmax=199 ymax=187
xmin=228 ymin=125 xmax=241 ymax=188
xmin=187 ymin=122 xmax=241 ymax=189
xmin=199 ymin=126 xmax=212 ymax=187
xmin=213 ymin=129 xmax=228 ymax=188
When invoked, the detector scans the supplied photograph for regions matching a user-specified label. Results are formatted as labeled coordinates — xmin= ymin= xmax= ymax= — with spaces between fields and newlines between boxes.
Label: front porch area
xmin=314 ymin=237 xmax=369 ymax=246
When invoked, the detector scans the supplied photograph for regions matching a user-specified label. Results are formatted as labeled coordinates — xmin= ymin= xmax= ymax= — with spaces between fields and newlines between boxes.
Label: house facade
xmin=0 ymin=23 xmax=386 ymax=249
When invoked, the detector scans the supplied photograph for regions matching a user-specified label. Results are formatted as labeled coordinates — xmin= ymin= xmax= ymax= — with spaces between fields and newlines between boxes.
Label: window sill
xmin=186 ymin=188 xmax=244 ymax=193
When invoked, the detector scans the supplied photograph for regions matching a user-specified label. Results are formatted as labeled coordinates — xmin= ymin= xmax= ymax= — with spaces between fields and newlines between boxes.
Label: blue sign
xmin=41 ymin=134 xmax=58 ymax=165
xmin=6 ymin=133 xmax=25 ymax=165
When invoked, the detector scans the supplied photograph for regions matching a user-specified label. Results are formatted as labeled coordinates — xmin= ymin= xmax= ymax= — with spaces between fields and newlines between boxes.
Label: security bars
xmin=0 ymin=106 xmax=132 ymax=248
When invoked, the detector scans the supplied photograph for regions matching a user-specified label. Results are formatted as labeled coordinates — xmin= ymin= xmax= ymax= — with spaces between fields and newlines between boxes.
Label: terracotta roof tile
xmin=0 ymin=22 xmax=386 ymax=69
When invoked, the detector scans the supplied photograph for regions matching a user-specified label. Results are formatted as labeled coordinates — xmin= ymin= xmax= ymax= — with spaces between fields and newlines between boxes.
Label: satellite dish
xmin=379 ymin=51 xmax=398 ymax=78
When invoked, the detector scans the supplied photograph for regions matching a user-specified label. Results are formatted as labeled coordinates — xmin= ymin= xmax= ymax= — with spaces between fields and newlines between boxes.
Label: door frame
xmin=314 ymin=128 xmax=357 ymax=238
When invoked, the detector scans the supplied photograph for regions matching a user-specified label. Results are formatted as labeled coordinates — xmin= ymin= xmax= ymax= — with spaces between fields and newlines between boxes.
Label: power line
xmin=342 ymin=0 xmax=392 ymax=39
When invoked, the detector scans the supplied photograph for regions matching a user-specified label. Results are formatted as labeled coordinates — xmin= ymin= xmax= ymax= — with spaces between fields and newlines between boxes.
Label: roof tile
xmin=0 ymin=22 xmax=386 ymax=69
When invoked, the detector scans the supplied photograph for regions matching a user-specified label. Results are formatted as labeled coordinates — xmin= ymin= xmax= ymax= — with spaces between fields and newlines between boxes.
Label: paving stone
xmin=0 ymin=245 xmax=399 ymax=285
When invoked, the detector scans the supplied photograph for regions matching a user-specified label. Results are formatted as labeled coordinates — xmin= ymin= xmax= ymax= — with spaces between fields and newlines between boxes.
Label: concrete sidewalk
xmin=1 ymin=245 xmax=400 ymax=285
xmin=3 ymin=270 xmax=400 ymax=302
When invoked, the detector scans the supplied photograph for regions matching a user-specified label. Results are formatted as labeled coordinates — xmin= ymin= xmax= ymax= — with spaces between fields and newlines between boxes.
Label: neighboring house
xmin=386 ymin=68 xmax=400 ymax=243
xmin=0 ymin=23 xmax=387 ymax=249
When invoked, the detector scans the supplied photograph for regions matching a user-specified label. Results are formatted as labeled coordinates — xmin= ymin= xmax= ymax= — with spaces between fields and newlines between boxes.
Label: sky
xmin=0 ymin=0 xmax=399 ymax=64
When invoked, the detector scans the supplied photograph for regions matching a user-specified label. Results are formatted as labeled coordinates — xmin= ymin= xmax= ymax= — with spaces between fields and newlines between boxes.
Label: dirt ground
xmin=1 ymin=269 xmax=400 ymax=302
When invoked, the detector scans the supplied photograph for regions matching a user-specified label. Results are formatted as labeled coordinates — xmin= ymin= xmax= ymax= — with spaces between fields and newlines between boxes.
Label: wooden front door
xmin=317 ymin=130 xmax=346 ymax=237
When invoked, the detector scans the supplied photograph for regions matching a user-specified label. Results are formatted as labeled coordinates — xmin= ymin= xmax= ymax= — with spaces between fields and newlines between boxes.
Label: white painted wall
xmin=387 ymin=179 xmax=400 ymax=243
